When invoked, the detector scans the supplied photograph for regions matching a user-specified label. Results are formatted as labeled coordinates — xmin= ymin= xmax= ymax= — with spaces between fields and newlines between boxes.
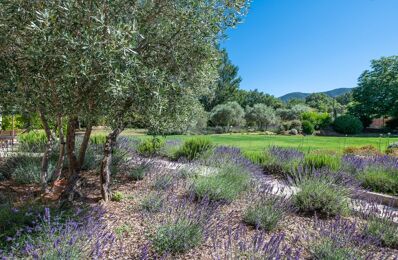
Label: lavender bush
xmin=0 ymin=206 xmax=115 ymax=259
xmin=342 ymin=154 xmax=398 ymax=195
xmin=243 ymin=195 xmax=292 ymax=232
xmin=190 ymin=164 xmax=251 ymax=202
xmin=292 ymin=174 xmax=351 ymax=217
xmin=145 ymin=195 xmax=216 ymax=257
xmin=244 ymin=146 xmax=304 ymax=179
xmin=158 ymin=139 xmax=183 ymax=160
xmin=174 ymin=137 xmax=213 ymax=161
xmin=362 ymin=208 xmax=398 ymax=249
xmin=210 ymin=225 xmax=301 ymax=259
xmin=140 ymin=192 xmax=164 ymax=213
xmin=311 ymin=217 xmax=382 ymax=259
xmin=205 ymin=146 xmax=263 ymax=176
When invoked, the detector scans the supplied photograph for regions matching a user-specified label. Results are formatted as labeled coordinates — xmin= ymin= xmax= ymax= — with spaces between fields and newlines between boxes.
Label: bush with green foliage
xmin=18 ymin=131 xmax=47 ymax=152
xmin=1 ymin=114 xmax=25 ymax=130
xmin=153 ymin=175 xmax=174 ymax=190
xmin=311 ymin=238 xmax=359 ymax=260
xmin=152 ymin=219 xmax=203 ymax=254
xmin=243 ymin=197 xmax=288 ymax=231
xmin=128 ymin=162 xmax=151 ymax=181
xmin=292 ymin=176 xmax=350 ymax=217
xmin=174 ymin=138 xmax=213 ymax=161
xmin=0 ymin=154 xmax=56 ymax=184
xmin=110 ymin=147 xmax=127 ymax=175
xmin=89 ymin=134 xmax=107 ymax=145
xmin=140 ymin=193 xmax=164 ymax=213
xmin=244 ymin=148 xmax=302 ymax=179
xmin=304 ymin=153 xmax=341 ymax=171
xmin=302 ymin=120 xmax=315 ymax=135
xmin=191 ymin=165 xmax=250 ymax=202
xmin=111 ymin=191 xmax=124 ymax=202
xmin=333 ymin=115 xmax=363 ymax=135
xmin=137 ymin=137 xmax=165 ymax=157
xmin=357 ymin=168 xmax=398 ymax=196
xmin=79 ymin=144 xmax=103 ymax=171
xmin=0 ymin=203 xmax=45 ymax=247
xmin=301 ymin=111 xmax=332 ymax=130
xmin=364 ymin=217 xmax=398 ymax=249
xmin=209 ymin=101 xmax=245 ymax=131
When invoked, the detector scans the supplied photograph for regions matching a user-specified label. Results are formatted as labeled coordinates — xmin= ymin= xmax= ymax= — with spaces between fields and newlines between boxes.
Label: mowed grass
xmin=166 ymin=134 xmax=397 ymax=153
xmin=94 ymin=129 xmax=398 ymax=153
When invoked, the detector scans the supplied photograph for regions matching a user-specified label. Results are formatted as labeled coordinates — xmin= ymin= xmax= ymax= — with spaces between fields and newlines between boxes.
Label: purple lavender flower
xmin=268 ymin=146 xmax=304 ymax=162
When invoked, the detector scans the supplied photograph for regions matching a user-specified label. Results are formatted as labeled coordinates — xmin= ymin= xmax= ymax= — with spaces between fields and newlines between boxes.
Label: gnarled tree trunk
xmin=78 ymin=120 xmax=93 ymax=170
xmin=51 ymin=115 xmax=65 ymax=185
xmin=60 ymin=117 xmax=81 ymax=204
xmin=39 ymin=110 xmax=54 ymax=193
xmin=100 ymin=127 xmax=123 ymax=202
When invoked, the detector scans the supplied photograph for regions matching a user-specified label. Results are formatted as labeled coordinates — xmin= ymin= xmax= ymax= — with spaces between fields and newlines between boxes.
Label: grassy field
xmin=164 ymin=134 xmax=397 ymax=153
xmin=100 ymin=130 xmax=398 ymax=153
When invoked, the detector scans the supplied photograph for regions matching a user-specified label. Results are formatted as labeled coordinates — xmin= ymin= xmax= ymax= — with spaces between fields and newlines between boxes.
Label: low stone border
xmin=353 ymin=190 xmax=398 ymax=208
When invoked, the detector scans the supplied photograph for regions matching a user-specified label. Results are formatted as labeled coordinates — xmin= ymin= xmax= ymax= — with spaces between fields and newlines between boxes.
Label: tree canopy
xmin=0 ymin=0 xmax=251 ymax=201
xmin=352 ymin=56 xmax=398 ymax=118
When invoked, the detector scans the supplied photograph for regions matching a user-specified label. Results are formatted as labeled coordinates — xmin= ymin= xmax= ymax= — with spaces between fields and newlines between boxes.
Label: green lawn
xmin=115 ymin=131 xmax=398 ymax=153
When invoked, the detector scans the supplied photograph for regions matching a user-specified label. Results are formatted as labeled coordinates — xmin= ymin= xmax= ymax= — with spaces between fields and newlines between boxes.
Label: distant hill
xmin=279 ymin=88 xmax=353 ymax=102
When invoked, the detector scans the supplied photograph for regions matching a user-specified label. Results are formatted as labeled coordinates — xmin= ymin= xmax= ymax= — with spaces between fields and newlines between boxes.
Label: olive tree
xmin=245 ymin=104 xmax=278 ymax=130
xmin=210 ymin=101 xmax=245 ymax=131
xmin=1 ymin=0 xmax=250 ymax=202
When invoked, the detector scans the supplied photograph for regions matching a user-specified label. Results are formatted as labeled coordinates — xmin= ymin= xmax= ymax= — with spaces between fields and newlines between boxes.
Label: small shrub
xmin=79 ymin=144 xmax=102 ymax=171
xmin=140 ymin=193 xmax=163 ymax=213
xmin=177 ymin=167 xmax=197 ymax=179
xmin=333 ymin=115 xmax=363 ymax=135
xmin=0 ymin=203 xmax=44 ymax=247
xmin=128 ymin=162 xmax=151 ymax=181
xmin=191 ymin=165 xmax=250 ymax=202
xmin=211 ymin=229 xmax=300 ymax=259
xmin=18 ymin=131 xmax=47 ymax=152
xmin=137 ymin=137 xmax=165 ymax=157
xmin=386 ymin=148 xmax=398 ymax=157
xmin=292 ymin=177 xmax=350 ymax=217
xmin=344 ymin=145 xmax=382 ymax=156
xmin=153 ymin=175 xmax=173 ymax=190
xmin=357 ymin=168 xmax=398 ymax=196
xmin=302 ymin=120 xmax=315 ymax=135
xmin=1 ymin=207 xmax=112 ymax=259
xmin=175 ymin=138 xmax=213 ymax=161
xmin=115 ymin=224 xmax=131 ymax=238
xmin=111 ymin=191 xmax=124 ymax=202
xmin=290 ymin=119 xmax=302 ymax=131
xmin=301 ymin=111 xmax=332 ymax=130
xmin=312 ymin=238 xmax=359 ymax=260
xmin=289 ymin=128 xmax=298 ymax=135
xmin=89 ymin=134 xmax=107 ymax=145
xmin=1 ymin=155 xmax=55 ymax=184
xmin=243 ymin=151 xmax=272 ymax=166
xmin=388 ymin=142 xmax=398 ymax=149
xmin=110 ymin=147 xmax=127 ymax=175
xmin=152 ymin=219 xmax=203 ymax=254
xmin=304 ymin=153 xmax=341 ymax=171
xmin=364 ymin=217 xmax=398 ymax=249
xmin=158 ymin=140 xmax=183 ymax=160
xmin=243 ymin=197 xmax=288 ymax=231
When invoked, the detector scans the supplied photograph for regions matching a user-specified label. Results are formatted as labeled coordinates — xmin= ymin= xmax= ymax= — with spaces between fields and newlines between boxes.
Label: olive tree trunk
xmin=78 ymin=121 xmax=92 ymax=169
xmin=60 ymin=117 xmax=81 ymax=204
xmin=51 ymin=116 xmax=65 ymax=184
xmin=100 ymin=127 xmax=123 ymax=202
xmin=38 ymin=110 xmax=54 ymax=193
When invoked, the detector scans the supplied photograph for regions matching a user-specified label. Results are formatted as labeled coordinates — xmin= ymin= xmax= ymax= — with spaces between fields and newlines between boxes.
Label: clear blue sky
xmin=223 ymin=0 xmax=398 ymax=97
